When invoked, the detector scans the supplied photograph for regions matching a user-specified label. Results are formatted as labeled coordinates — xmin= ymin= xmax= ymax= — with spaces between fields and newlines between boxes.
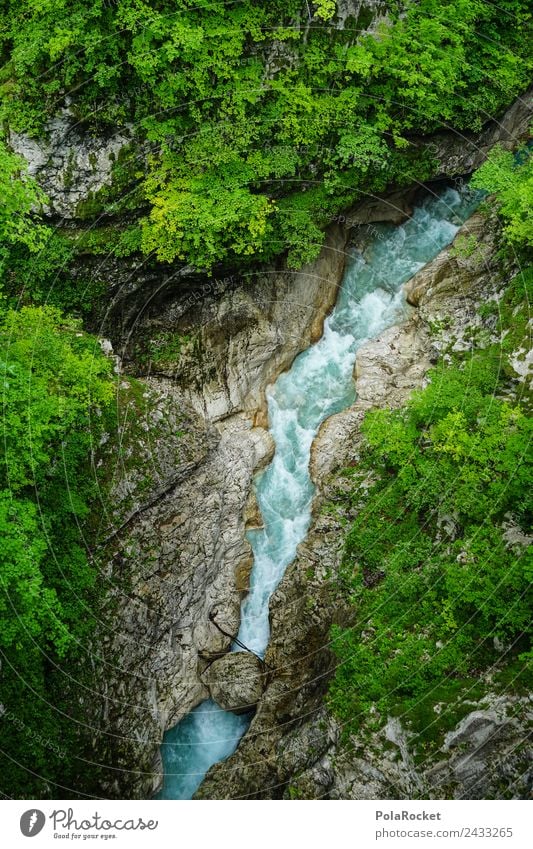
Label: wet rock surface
xmin=201 ymin=652 xmax=266 ymax=715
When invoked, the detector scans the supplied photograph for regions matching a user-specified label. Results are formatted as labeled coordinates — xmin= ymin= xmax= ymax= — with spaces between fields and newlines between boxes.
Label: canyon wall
xmin=10 ymin=86 xmax=531 ymax=798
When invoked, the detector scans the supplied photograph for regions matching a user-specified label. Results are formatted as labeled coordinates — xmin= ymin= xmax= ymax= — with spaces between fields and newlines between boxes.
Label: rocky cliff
xmin=91 ymin=100 xmax=530 ymax=797
xmin=85 ymin=179 xmax=428 ymax=798
xmin=83 ymin=223 xmax=344 ymax=797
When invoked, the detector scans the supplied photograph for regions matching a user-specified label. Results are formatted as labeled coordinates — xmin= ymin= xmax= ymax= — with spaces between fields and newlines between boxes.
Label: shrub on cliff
xmin=329 ymin=154 xmax=532 ymax=739
xmin=472 ymin=144 xmax=533 ymax=248
xmin=329 ymin=347 xmax=532 ymax=730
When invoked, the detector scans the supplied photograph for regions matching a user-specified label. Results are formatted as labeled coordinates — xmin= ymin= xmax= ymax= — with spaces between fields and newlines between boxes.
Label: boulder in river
xmin=201 ymin=652 xmax=266 ymax=715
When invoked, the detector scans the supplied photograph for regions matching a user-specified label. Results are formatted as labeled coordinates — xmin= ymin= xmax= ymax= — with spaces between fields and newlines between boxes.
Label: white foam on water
xmin=156 ymin=184 xmax=482 ymax=799
xmin=157 ymin=700 xmax=250 ymax=800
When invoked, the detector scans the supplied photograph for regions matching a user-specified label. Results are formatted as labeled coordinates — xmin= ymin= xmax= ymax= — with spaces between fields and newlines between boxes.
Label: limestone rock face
xmin=28 ymin=85 xmax=529 ymax=800
xmin=321 ymin=695 xmax=533 ymax=801
xmin=334 ymin=1 xmax=389 ymax=31
xmin=415 ymin=85 xmax=533 ymax=178
xmin=78 ymin=190 xmax=530 ymax=800
xmin=172 ymin=223 xmax=349 ymax=424
xmin=201 ymin=652 xmax=265 ymax=714
xmin=310 ymin=319 xmax=431 ymax=482
xmin=404 ymin=212 xmax=492 ymax=308
xmin=9 ymin=111 xmax=131 ymax=218
xmin=107 ymin=186 xmax=418 ymax=424
xmin=88 ymin=381 xmax=273 ymax=798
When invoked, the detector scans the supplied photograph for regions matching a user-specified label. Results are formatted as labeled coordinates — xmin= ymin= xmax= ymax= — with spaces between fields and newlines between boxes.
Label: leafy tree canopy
xmin=1 ymin=0 xmax=531 ymax=270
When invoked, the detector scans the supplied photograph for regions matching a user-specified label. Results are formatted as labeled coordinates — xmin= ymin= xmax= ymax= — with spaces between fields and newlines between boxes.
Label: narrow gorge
xmin=0 ymin=0 xmax=531 ymax=806
xmin=156 ymin=184 xmax=483 ymax=799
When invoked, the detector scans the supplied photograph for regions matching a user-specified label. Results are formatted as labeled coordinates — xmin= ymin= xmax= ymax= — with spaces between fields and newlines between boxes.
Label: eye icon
xmin=20 ymin=810 xmax=46 ymax=837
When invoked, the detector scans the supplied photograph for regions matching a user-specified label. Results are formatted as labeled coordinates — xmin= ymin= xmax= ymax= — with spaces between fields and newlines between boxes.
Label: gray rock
xmin=415 ymin=85 xmax=533 ymax=178
xmin=85 ymin=208 xmax=352 ymax=797
xmin=201 ymin=652 xmax=265 ymax=714
xmin=334 ymin=1 xmax=388 ymax=31
xmin=72 ymin=85 xmax=532 ymax=798
xmin=9 ymin=111 xmax=131 ymax=218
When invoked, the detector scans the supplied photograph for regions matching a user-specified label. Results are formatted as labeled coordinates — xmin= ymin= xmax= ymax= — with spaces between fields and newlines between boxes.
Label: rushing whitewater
xmin=156 ymin=184 xmax=481 ymax=800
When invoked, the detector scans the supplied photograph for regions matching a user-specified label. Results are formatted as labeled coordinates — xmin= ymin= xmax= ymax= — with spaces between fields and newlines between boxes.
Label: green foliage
xmin=0 ymin=0 xmax=531 ymax=797
xmin=141 ymin=163 xmax=276 ymax=268
xmin=0 ymin=142 xmax=49 ymax=284
xmin=1 ymin=0 xmax=530 ymax=270
xmin=315 ymin=1 xmax=337 ymax=20
xmin=0 ymin=305 xmax=114 ymax=796
xmin=0 ymin=143 xmax=107 ymax=317
xmin=1 ymin=307 xmax=112 ymax=490
xmin=144 ymin=331 xmax=192 ymax=369
xmin=329 ymin=264 xmax=532 ymax=740
xmin=472 ymin=145 xmax=533 ymax=248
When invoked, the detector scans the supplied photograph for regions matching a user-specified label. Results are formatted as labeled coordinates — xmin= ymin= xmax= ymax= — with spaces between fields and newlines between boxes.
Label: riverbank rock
xmin=201 ymin=652 xmax=266 ymax=714
xmin=404 ymin=211 xmax=493 ymax=308
xmin=84 ymin=381 xmax=275 ymax=797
